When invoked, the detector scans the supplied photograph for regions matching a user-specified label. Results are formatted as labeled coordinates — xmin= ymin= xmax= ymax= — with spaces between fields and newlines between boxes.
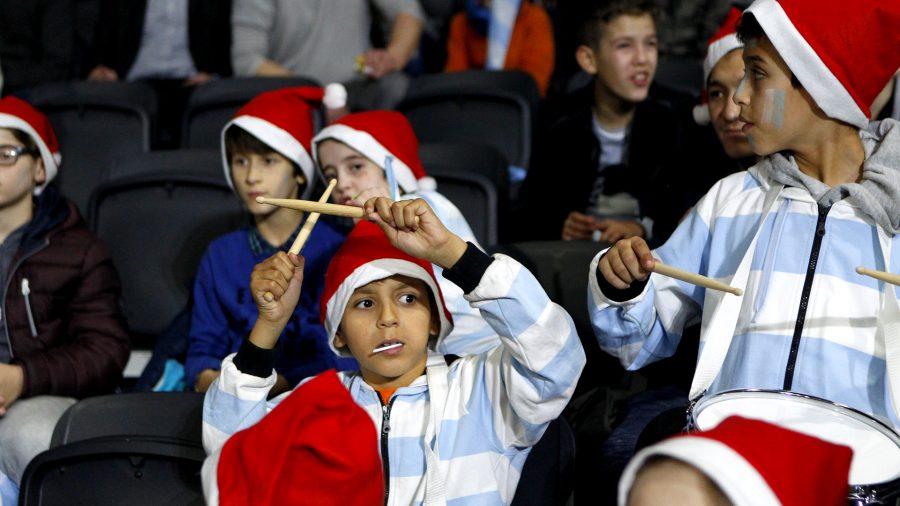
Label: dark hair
xmin=576 ymin=0 xmax=658 ymax=47
xmin=4 ymin=127 xmax=39 ymax=153
xmin=736 ymin=13 xmax=802 ymax=88
xmin=224 ymin=125 xmax=304 ymax=177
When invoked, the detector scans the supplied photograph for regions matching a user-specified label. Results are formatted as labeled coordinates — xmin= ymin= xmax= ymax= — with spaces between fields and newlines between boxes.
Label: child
xmin=0 ymin=97 xmax=129 ymax=502
xmin=186 ymin=87 xmax=355 ymax=393
xmin=514 ymin=0 xmax=692 ymax=245
xmin=312 ymin=110 xmax=499 ymax=356
xmin=444 ymin=0 xmax=556 ymax=96
xmin=591 ymin=0 xmax=900 ymax=428
xmin=201 ymin=197 xmax=586 ymax=504
xmin=620 ymin=416 xmax=853 ymax=506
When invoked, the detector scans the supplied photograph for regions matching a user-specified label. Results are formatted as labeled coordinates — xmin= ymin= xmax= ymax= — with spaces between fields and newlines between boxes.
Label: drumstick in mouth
xmin=856 ymin=266 xmax=900 ymax=286
xmin=650 ymin=261 xmax=743 ymax=296
xmin=262 ymin=180 xmax=337 ymax=303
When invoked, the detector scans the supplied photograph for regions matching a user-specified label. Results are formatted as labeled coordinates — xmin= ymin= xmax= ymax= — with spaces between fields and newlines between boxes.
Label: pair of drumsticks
xmin=259 ymin=192 xmax=900 ymax=297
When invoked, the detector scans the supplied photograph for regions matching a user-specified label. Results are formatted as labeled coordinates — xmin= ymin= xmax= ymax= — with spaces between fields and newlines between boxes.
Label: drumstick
xmin=263 ymin=180 xmax=337 ymax=302
xmin=650 ymin=261 xmax=744 ymax=296
xmin=856 ymin=266 xmax=900 ymax=286
xmin=256 ymin=197 xmax=365 ymax=219
xmin=288 ymin=179 xmax=337 ymax=255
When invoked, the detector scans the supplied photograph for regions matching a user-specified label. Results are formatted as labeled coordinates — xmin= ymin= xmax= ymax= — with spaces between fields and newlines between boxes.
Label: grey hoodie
xmin=759 ymin=119 xmax=900 ymax=233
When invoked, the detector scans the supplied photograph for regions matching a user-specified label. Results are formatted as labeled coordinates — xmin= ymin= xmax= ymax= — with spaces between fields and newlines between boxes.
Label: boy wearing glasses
xmin=0 ymin=97 xmax=129 ymax=502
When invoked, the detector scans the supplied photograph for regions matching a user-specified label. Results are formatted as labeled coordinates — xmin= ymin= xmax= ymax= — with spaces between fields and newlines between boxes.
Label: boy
xmin=620 ymin=416 xmax=852 ymax=506
xmin=313 ymin=110 xmax=500 ymax=356
xmin=591 ymin=0 xmax=900 ymax=428
xmin=186 ymin=87 xmax=354 ymax=393
xmin=201 ymin=197 xmax=586 ymax=504
xmin=0 ymin=97 xmax=129 ymax=501
xmin=514 ymin=0 xmax=691 ymax=245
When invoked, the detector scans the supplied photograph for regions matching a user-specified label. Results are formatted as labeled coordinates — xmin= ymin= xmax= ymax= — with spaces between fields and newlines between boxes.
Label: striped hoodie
xmin=203 ymin=253 xmax=586 ymax=504
xmin=589 ymin=125 xmax=900 ymax=429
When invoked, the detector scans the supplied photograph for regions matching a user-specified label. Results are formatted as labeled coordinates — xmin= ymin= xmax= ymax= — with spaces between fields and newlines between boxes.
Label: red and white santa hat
xmin=0 ymin=96 xmax=61 ymax=195
xmin=312 ymin=111 xmax=437 ymax=193
xmin=320 ymin=220 xmax=453 ymax=358
xmin=213 ymin=370 xmax=384 ymax=506
xmin=694 ymin=7 xmax=744 ymax=125
xmin=221 ymin=85 xmax=347 ymax=199
xmin=618 ymin=416 xmax=853 ymax=506
xmin=745 ymin=0 xmax=900 ymax=129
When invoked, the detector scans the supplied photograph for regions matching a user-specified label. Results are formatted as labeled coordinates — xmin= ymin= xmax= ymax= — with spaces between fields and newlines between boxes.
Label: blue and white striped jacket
xmin=203 ymin=254 xmax=586 ymax=505
xmin=589 ymin=165 xmax=900 ymax=429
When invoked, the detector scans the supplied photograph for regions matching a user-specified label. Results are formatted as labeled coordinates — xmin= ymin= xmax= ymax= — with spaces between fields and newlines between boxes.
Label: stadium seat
xmin=20 ymin=392 xmax=205 ymax=506
xmin=182 ymin=76 xmax=320 ymax=149
xmin=15 ymin=81 xmax=156 ymax=215
xmin=399 ymin=70 xmax=540 ymax=170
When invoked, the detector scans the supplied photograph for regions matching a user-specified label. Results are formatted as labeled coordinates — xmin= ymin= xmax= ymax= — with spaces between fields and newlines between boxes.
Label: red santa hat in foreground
xmin=212 ymin=370 xmax=383 ymax=506
xmin=0 ymin=96 xmax=61 ymax=195
xmin=618 ymin=416 xmax=853 ymax=506
xmin=694 ymin=7 xmax=743 ymax=125
xmin=221 ymin=85 xmax=346 ymax=199
xmin=745 ymin=0 xmax=900 ymax=129
xmin=312 ymin=110 xmax=437 ymax=193
xmin=320 ymin=220 xmax=453 ymax=357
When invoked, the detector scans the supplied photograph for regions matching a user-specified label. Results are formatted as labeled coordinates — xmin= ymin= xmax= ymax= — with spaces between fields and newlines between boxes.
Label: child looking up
xmin=201 ymin=197 xmax=586 ymax=504
xmin=187 ymin=87 xmax=355 ymax=393
xmin=313 ymin=110 xmax=499 ymax=356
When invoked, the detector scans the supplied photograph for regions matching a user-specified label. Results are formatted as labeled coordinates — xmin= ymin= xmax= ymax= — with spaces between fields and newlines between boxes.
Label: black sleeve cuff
xmin=232 ymin=338 xmax=278 ymax=378
xmin=441 ymin=242 xmax=493 ymax=294
xmin=595 ymin=253 xmax=649 ymax=302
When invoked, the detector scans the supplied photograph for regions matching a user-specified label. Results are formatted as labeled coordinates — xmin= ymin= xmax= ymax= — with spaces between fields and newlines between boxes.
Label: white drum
xmin=688 ymin=389 xmax=900 ymax=505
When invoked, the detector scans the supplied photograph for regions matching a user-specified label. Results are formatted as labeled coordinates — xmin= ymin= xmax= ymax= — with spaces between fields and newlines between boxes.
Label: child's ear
xmin=295 ymin=173 xmax=307 ymax=187
xmin=576 ymin=44 xmax=598 ymax=75
xmin=33 ymin=157 xmax=46 ymax=185
xmin=333 ymin=329 xmax=347 ymax=350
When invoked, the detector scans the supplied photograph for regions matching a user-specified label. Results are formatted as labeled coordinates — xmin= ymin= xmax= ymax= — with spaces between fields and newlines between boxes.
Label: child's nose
xmin=377 ymin=305 xmax=399 ymax=327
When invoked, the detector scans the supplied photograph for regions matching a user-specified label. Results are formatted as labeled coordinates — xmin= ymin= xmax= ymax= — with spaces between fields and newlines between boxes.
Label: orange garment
xmin=444 ymin=3 xmax=555 ymax=96
xmin=378 ymin=387 xmax=398 ymax=405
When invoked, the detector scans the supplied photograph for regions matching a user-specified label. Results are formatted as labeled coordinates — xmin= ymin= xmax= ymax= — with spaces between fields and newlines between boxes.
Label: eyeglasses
xmin=0 ymin=145 xmax=38 ymax=166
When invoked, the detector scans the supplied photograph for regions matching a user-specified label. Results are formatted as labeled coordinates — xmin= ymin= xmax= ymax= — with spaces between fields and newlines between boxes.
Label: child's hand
xmin=364 ymin=197 xmax=467 ymax=269
xmin=249 ymin=252 xmax=305 ymax=348
xmin=596 ymin=219 xmax=645 ymax=243
xmin=598 ymin=237 xmax=655 ymax=289
xmin=347 ymin=186 xmax=391 ymax=210
xmin=562 ymin=211 xmax=601 ymax=241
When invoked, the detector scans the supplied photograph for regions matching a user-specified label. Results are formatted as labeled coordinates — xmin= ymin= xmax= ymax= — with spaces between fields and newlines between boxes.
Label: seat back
xmin=427 ymin=166 xmax=499 ymax=247
xmin=182 ymin=76 xmax=320 ymax=149
xmin=16 ymin=81 xmax=156 ymax=214
xmin=88 ymin=166 xmax=245 ymax=346
xmin=21 ymin=392 xmax=205 ymax=506
xmin=510 ymin=417 xmax=576 ymax=506
xmin=399 ymin=70 xmax=539 ymax=169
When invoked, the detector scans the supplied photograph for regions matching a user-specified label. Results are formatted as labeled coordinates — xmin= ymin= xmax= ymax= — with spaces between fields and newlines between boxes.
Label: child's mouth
xmin=372 ymin=340 xmax=404 ymax=354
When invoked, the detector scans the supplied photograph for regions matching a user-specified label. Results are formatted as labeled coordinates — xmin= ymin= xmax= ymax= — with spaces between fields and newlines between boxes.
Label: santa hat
xmin=0 ymin=96 xmax=61 ymax=195
xmin=221 ymin=84 xmax=347 ymax=199
xmin=744 ymin=0 xmax=900 ymax=129
xmin=618 ymin=416 xmax=853 ymax=506
xmin=312 ymin=111 xmax=437 ymax=193
xmin=320 ymin=220 xmax=453 ymax=357
xmin=693 ymin=8 xmax=744 ymax=125
xmin=214 ymin=370 xmax=384 ymax=506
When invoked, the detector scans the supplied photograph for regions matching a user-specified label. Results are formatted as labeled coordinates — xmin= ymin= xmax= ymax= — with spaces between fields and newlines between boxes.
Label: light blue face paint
xmin=735 ymin=74 xmax=749 ymax=99
xmin=762 ymin=89 xmax=785 ymax=129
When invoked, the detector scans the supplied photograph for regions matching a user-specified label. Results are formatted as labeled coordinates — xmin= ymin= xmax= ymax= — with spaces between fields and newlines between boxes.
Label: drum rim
xmin=692 ymin=388 xmax=900 ymax=444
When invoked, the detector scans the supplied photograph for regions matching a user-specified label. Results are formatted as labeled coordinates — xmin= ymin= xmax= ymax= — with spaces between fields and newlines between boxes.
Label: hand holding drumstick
xmin=599 ymin=237 xmax=742 ymax=296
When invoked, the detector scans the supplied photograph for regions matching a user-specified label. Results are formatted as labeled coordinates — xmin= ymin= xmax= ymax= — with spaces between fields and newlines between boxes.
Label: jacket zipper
xmin=783 ymin=204 xmax=830 ymax=390
xmin=2 ymin=239 xmax=50 ymax=358
xmin=21 ymin=279 xmax=37 ymax=337
xmin=380 ymin=396 xmax=395 ymax=505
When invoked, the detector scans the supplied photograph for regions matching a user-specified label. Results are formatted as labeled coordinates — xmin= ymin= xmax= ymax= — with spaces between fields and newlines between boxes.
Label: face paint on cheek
xmin=761 ymin=89 xmax=785 ymax=129
xmin=735 ymin=76 xmax=748 ymax=99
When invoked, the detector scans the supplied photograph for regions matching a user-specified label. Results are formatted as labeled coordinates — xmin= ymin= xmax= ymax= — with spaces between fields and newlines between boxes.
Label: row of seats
xmin=15 ymin=70 xmax=539 ymax=215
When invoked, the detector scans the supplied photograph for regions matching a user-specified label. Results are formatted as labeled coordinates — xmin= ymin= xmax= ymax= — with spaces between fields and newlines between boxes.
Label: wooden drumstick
xmin=262 ymin=180 xmax=338 ymax=302
xmin=256 ymin=196 xmax=365 ymax=219
xmin=856 ymin=266 xmax=900 ymax=286
xmin=650 ymin=261 xmax=744 ymax=296
xmin=288 ymin=179 xmax=337 ymax=255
